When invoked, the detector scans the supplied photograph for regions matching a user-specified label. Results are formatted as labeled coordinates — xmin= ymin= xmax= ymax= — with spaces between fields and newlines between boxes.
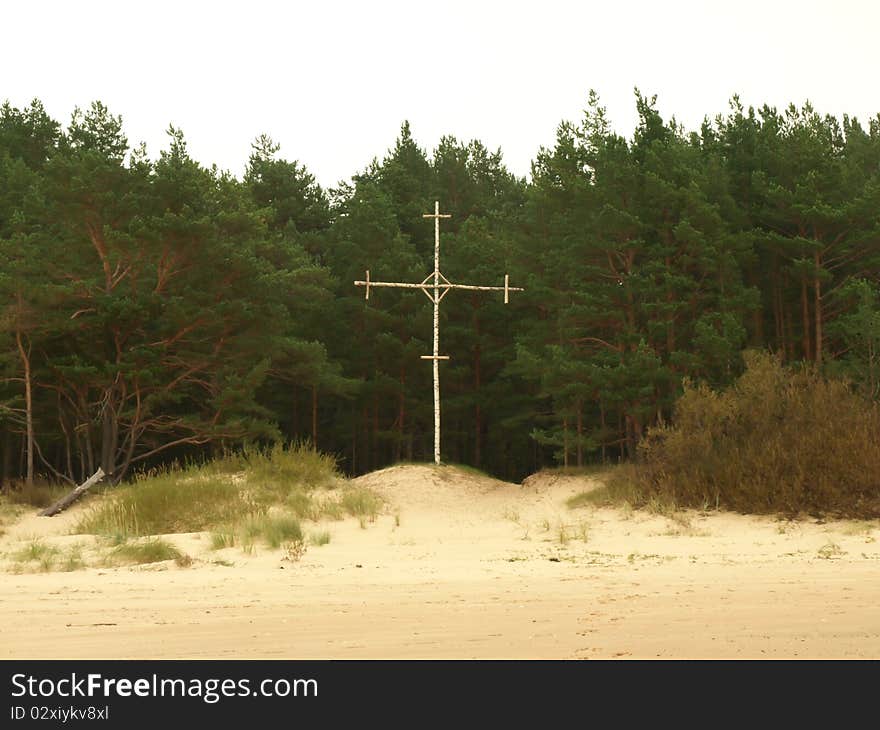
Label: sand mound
xmin=350 ymin=464 xmax=608 ymax=537
xmin=352 ymin=464 xmax=516 ymax=515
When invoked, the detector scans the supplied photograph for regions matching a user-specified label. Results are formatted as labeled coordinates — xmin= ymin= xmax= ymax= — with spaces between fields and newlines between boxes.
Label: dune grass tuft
xmin=60 ymin=544 xmax=87 ymax=572
xmin=75 ymin=442 xmax=343 ymax=541
xmin=105 ymin=538 xmax=186 ymax=566
xmin=75 ymin=469 xmax=249 ymax=539
xmin=242 ymin=513 xmax=303 ymax=549
xmin=240 ymin=442 xmax=341 ymax=496
xmin=210 ymin=525 xmax=238 ymax=550
xmin=210 ymin=513 xmax=305 ymax=554
xmin=11 ymin=539 xmax=60 ymax=570
xmin=341 ymin=487 xmax=382 ymax=519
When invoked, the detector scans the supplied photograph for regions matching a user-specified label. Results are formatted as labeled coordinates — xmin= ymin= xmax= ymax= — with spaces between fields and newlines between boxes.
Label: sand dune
xmin=2 ymin=464 xmax=879 ymax=659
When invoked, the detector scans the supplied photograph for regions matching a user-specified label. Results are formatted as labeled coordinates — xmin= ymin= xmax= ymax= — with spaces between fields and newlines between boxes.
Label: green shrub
xmin=635 ymin=351 xmax=880 ymax=516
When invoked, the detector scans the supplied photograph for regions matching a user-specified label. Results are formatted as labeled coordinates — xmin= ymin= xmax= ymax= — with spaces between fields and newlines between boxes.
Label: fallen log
xmin=39 ymin=467 xmax=106 ymax=517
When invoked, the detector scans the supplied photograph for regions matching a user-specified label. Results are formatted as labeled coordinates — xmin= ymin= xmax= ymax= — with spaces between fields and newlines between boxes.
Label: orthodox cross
xmin=355 ymin=200 xmax=523 ymax=465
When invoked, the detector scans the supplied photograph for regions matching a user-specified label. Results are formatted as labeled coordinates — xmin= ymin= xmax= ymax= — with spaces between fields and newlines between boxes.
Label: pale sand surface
xmin=2 ymin=464 xmax=879 ymax=659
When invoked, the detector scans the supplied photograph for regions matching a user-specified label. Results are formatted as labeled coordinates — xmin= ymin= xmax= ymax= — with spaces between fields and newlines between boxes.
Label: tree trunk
xmin=625 ymin=413 xmax=642 ymax=460
xmin=773 ymin=282 xmax=784 ymax=356
xmin=474 ymin=334 xmax=482 ymax=469
xmin=396 ymin=369 xmax=406 ymax=463
xmin=74 ymin=431 xmax=84 ymax=483
xmin=1 ymin=429 xmax=10 ymax=493
xmin=311 ymin=384 xmax=318 ymax=448
xmin=59 ymin=408 xmax=74 ymax=483
xmin=40 ymin=468 xmax=105 ymax=517
xmin=624 ymin=415 xmax=634 ymax=460
xmin=814 ymin=251 xmax=823 ymax=365
xmin=576 ymin=401 xmax=583 ymax=468
xmin=665 ymin=255 xmax=675 ymax=356
xmin=362 ymin=405 xmax=370 ymax=472
xmin=801 ymin=277 xmax=812 ymax=360
xmin=85 ymin=426 xmax=95 ymax=477
xmin=100 ymin=405 xmax=118 ymax=483
xmin=562 ymin=416 xmax=569 ymax=468
xmin=115 ymin=421 xmax=140 ymax=486
xmin=869 ymin=337 xmax=878 ymax=399
xmin=373 ymin=394 xmax=379 ymax=467
xmin=783 ymin=303 xmax=795 ymax=361
xmin=14 ymin=330 xmax=34 ymax=486
xmin=350 ymin=401 xmax=358 ymax=474
xmin=751 ymin=271 xmax=764 ymax=346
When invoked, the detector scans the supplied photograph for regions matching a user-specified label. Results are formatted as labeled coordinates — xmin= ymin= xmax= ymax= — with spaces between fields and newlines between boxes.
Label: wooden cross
xmin=355 ymin=200 xmax=523 ymax=465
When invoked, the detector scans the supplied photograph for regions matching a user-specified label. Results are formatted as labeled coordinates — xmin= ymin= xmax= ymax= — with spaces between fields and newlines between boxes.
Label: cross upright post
xmin=355 ymin=201 xmax=522 ymax=465
xmin=423 ymin=200 xmax=451 ymax=465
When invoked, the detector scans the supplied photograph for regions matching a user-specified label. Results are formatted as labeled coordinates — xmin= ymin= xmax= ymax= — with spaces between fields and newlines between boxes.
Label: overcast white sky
xmin=2 ymin=0 xmax=878 ymax=187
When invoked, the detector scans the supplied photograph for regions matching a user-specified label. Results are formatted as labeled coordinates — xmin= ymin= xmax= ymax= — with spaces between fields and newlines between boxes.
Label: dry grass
xmin=341 ymin=487 xmax=382 ymax=520
xmin=74 ymin=443 xmax=347 ymax=541
xmin=210 ymin=513 xmax=306 ymax=556
xmin=309 ymin=530 xmax=331 ymax=546
xmin=10 ymin=539 xmax=59 ymax=571
xmin=0 ymin=497 xmax=25 ymax=536
xmin=241 ymin=513 xmax=303 ymax=549
xmin=635 ymin=352 xmax=880 ymax=517
xmin=565 ymin=466 xmax=648 ymax=511
xmin=4 ymin=482 xmax=69 ymax=509
xmin=75 ymin=473 xmax=249 ymax=539
xmin=104 ymin=538 xmax=190 ymax=567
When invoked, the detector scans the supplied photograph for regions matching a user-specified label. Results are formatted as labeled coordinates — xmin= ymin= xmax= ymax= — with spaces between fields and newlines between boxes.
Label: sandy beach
xmin=2 ymin=465 xmax=879 ymax=659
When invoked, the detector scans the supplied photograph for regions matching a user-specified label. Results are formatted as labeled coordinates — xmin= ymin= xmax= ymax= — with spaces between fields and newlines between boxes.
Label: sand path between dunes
xmin=2 ymin=464 xmax=880 ymax=659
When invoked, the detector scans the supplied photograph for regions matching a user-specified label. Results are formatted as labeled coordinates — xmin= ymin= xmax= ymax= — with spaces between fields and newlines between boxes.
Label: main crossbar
xmin=353 ymin=280 xmax=524 ymax=293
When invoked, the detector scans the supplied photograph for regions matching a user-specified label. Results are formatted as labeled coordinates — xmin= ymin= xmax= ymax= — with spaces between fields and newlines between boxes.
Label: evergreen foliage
xmin=1 ymin=91 xmax=878 ymax=489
